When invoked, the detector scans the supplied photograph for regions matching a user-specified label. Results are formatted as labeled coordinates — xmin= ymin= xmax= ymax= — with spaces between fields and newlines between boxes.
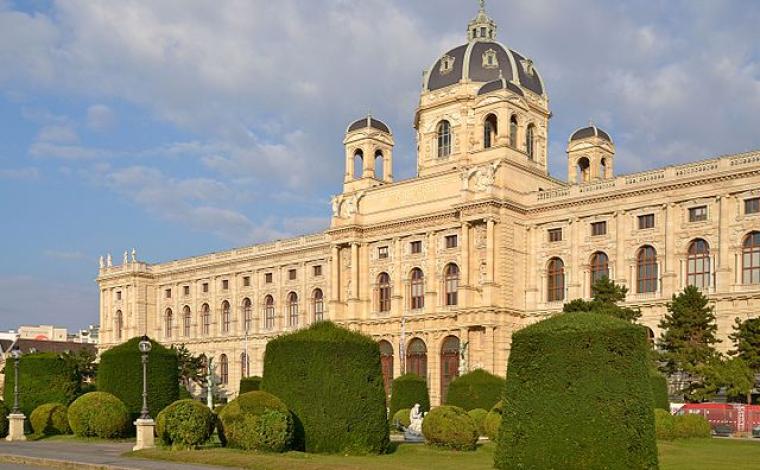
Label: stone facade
xmin=96 ymin=5 xmax=760 ymax=405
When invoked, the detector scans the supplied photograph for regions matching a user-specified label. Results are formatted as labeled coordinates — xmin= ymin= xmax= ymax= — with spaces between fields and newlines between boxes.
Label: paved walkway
xmin=0 ymin=441 xmax=230 ymax=470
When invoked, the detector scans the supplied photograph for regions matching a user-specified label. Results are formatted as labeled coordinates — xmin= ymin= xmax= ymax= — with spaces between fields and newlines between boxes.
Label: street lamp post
xmin=138 ymin=335 xmax=152 ymax=420
xmin=133 ymin=335 xmax=156 ymax=451
xmin=5 ymin=344 xmax=26 ymax=442
xmin=11 ymin=345 xmax=21 ymax=414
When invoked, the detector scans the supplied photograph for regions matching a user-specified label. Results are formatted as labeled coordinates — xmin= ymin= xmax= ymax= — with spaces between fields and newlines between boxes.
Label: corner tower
xmin=566 ymin=124 xmax=615 ymax=184
xmin=343 ymin=115 xmax=394 ymax=193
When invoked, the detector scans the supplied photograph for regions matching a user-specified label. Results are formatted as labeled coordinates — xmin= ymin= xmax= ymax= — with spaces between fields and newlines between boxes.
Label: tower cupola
xmin=468 ymin=0 xmax=497 ymax=41
xmin=566 ymin=122 xmax=616 ymax=184
xmin=342 ymin=114 xmax=394 ymax=193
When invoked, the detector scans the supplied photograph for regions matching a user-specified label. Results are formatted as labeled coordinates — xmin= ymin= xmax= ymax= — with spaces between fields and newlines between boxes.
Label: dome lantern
xmin=468 ymin=0 xmax=497 ymax=42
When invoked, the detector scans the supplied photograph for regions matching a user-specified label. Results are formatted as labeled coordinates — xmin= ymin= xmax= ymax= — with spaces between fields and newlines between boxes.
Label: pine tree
xmin=729 ymin=317 xmax=760 ymax=372
xmin=173 ymin=344 xmax=206 ymax=391
xmin=562 ymin=277 xmax=641 ymax=323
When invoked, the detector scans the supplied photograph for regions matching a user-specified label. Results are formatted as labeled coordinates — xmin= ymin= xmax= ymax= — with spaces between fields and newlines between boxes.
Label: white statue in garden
xmin=408 ymin=403 xmax=425 ymax=435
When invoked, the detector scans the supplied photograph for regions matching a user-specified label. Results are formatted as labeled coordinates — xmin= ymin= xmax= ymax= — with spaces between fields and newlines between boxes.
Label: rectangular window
xmin=265 ymin=273 xmax=273 ymax=284
xmin=410 ymin=241 xmax=422 ymax=254
xmin=288 ymin=269 xmax=297 ymax=281
xmin=638 ymin=214 xmax=655 ymax=230
xmin=313 ymin=265 xmax=323 ymax=277
xmin=116 ymin=291 xmax=122 ymax=301
xmin=548 ymin=228 xmax=562 ymax=242
xmin=591 ymin=221 xmax=607 ymax=236
xmin=222 ymin=279 xmax=229 ymax=290
xmin=745 ymin=197 xmax=760 ymax=215
xmin=202 ymin=282 xmax=209 ymax=293
xmin=445 ymin=235 xmax=458 ymax=248
xmin=165 ymin=288 xmax=172 ymax=299
xmin=183 ymin=286 xmax=190 ymax=296
xmin=378 ymin=246 xmax=389 ymax=259
xmin=243 ymin=276 xmax=250 ymax=287
xmin=689 ymin=206 xmax=708 ymax=222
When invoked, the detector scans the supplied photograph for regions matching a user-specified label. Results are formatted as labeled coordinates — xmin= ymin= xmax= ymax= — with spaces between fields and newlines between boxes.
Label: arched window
xmin=406 ymin=338 xmax=427 ymax=379
xmin=353 ymin=149 xmax=363 ymax=179
xmin=526 ymin=124 xmax=535 ymax=160
xmin=637 ymin=246 xmax=658 ymax=294
xmin=219 ymin=354 xmax=228 ymax=385
xmin=240 ymin=352 xmax=249 ymax=379
xmin=437 ymin=120 xmax=451 ymax=158
xmin=374 ymin=150 xmax=384 ymax=180
xmin=687 ymin=239 xmax=711 ymax=289
xmin=115 ymin=310 xmax=123 ymax=340
xmin=379 ymin=340 xmax=394 ymax=397
xmin=590 ymin=252 xmax=609 ymax=289
xmin=221 ymin=301 xmax=230 ymax=334
xmin=484 ymin=114 xmax=498 ymax=149
xmin=242 ymin=298 xmax=252 ymax=334
xmin=509 ymin=115 xmax=518 ymax=148
xmin=645 ymin=327 xmax=656 ymax=348
xmin=547 ymin=258 xmax=565 ymax=302
xmin=377 ymin=273 xmax=391 ymax=313
xmin=313 ymin=289 xmax=324 ymax=322
xmin=600 ymin=158 xmax=607 ymax=178
xmin=164 ymin=309 xmax=173 ymax=338
xmin=201 ymin=304 xmax=210 ymax=336
xmin=440 ymin=336 xmax=460 ymax=403
xmin=577 ymin=157 xmax=591 ymax=183
xmin=743 ymin=232 xmax=760 ymax=284
xmin=264 ymin=295 xmax=275 ymax=330
xmin=287 ymin=292 xmax=299 ymax=327
xmin=444 ymin=263 xmax=459 ymax=306
xmin=182 ymin=306 xmax=191 ymax=337
xmin=410 ymin=268 xmax=425 ymax=310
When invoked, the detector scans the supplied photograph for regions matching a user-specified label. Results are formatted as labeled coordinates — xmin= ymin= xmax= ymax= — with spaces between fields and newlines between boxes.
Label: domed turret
xmin=343 ymin=114 xmax=394 ymax=192
xmin=567 ymin=123 xmax=615 ymax=184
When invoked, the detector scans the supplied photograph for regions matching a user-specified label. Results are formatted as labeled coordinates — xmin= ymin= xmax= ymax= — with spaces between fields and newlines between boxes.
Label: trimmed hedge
xmin=98 ymin=337 xmax=179 ymax=421
xmin=262 ymin=321 xmax=389 ymax=454
xmin=389 ymin=373 xmax=430 ymax=417
xmin=0 ymin=400 xmax=9 ymax=437
xmin=467 ymin=408 xmax=488 ymax=436
xmin=3 ymin=353 xmax=79 ymax=417
xmin=654 ymin=409 xmax=675 ymax=440
xmin=392 ymin=408 xmax=411 ymax=431
xmin=655 ymin=410 xmax=711 ymax=440
xmin=650 ymin=372 xmax=670 ymax=410
xmin=421 ymin=405 xmax=479 ymax=451
xmin=30 ymin=403 xmax=70 ymax=436
xmin=218 ymin=391 xmax=293 ymax=452
xmin=239 ymin=376 xmax=262 ymax=394
xmin=156 ymin=399 xmax=215 ymax=449
xmin=445 ymin=369 xmax=505 ymax=411
xmin=495 ymin=313 xmax=658 ymax=470
xmin=483 ymin=401 xmax=503 ymax=441
xmin=68 ymin=392 xmax=130 ymax=438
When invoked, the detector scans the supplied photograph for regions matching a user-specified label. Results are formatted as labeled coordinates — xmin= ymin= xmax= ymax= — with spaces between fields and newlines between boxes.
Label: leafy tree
xmin=563 ymin=277 xmax=641 ymax=322
xmin=62 ymin=349 xmax=98 ymax=385
xmin=173 ymin=344 xmax=206 ymax=391
xmin=692 ymin=357 xmax=754 ymax=403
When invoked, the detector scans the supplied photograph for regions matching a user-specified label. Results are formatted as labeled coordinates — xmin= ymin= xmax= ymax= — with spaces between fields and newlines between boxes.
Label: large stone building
xmin=97 ymin=4 xmax=760 ymax=404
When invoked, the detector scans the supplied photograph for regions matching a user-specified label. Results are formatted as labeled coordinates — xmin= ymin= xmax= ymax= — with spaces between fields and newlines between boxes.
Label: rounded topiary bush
xmin=495 ymin=313 xmax=658 ymax=470
xmin=422 ymin=405 xmax=479 ymax=451
xmin=68 ymin=392 xmax=129 ymax=438
xmin=389 ymin=373 xmax=430 ymax=417
xmin=467 ymin=408 xmax=488 ymax=436
xmin=0 ymin=400 xmax=9 ymax=437
xmin=392 ymin=408 xmax=411 ymax=431
xmin=98 ymin=337 xmax=178 ymax=422
xmin=30 ymin=403 xmax=70 ymax=436
xmin=262 ymin=321 xmax=389 ymax=454
xmin=654 ymin=409 xmax=675 ymax=440
xmin=672 ymin=414 xmax=711 ymax=439
xmin=218 ymin=391 xmax=293 ymax=452
xmin=3 ymin=352 xmax=79 ymax=417
xmin=483 ymin=401 xmax=503 ymax=441
xmin=650 ymin=372 xmax=670 ymax=411
xmin=156 ymin=400 xmax=215 ymax=449
xmin=445 ymin=369 xmax=505 ymax=411
xmin=239 ymin=376 xmax=262 ymax=394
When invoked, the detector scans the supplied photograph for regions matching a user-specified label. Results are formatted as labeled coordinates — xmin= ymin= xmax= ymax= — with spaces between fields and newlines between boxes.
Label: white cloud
xmin=86 ymin=104 xmax=116 ymax=130
xmin=0 ymin=167 xmax=39 ymax=181
xmin=36 ymin=124 xmax=79 ymax=143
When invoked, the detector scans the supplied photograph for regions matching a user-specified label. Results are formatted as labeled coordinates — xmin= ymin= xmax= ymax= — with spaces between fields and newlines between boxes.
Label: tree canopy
xmin=563 ymin=277 xmax=641 ymax=323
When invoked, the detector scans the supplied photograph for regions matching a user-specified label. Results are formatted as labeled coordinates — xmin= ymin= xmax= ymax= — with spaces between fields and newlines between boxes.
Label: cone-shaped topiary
xmin=156 ymin=399 xmax=216 ymax=449
xmin=30 ymin=403 xmax=70 ymax=436
xmin=97 ymin=337 xmax=178 ymax=422
xmin=495 ymin=313 xmax=658 ymax=470
xmin=483 ymin=400 xmax=503 ymax=441
xmin=262 ymin=321 xmax=389 ymax=454
xmin=218 ymin=391 xmax=293 ymax=452
xmin=389 ymin=373 xmax=430 ymax=417
xmin=467 ymin=408 xmax=488 ymax=436
xmin=3 ymin=352 xmax=79 ymax=417
xmin=68 ymin=392 xmax=130 ymax=438
xmin=422 ymin=405 xmax=479 ymax=451
xmin=445 ymin=369 xmax=505 ymax=411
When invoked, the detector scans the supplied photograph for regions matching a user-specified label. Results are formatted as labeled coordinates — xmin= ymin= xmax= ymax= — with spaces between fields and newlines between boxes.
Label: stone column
xmin=716 ymin=195 xmax=732 ymax=291
xmin=330 ymin=246 xmax=340 ymax=303
xmin=461 ymin=222 xmax=470 ymax=306
xmin=426 ymin=231 xmax=438 ymax=311
xmin=351 ymin=243 xmax=359 ymax=300
xmin=392 ymin=237 xmax=403 ymax=313
xmin=662 ymin=203 xmax=677 ymax=295
xmin=484 ymin=218 xmax=496 ymax=304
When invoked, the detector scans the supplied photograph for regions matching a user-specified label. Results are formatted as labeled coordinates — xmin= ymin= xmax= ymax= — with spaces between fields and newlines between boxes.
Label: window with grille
xmin=636 ymin=246 xmax=658 ymax=293
xmin=444 ymin=264 xmax=459 ymax=306
xmin=437 ymin=121 xmax=451 ymax=158
xmin=410 ymin=268 xmax=425 ymax=310
xmin=743 ymin=232 xmax=760 ymax=285
xmin=686 ymin=239 xmax=710 ymax=289
xmin=377 ymin=273 xmax=391 ymax=313
xmin=548 ymin=228 xmax=562 ymax=242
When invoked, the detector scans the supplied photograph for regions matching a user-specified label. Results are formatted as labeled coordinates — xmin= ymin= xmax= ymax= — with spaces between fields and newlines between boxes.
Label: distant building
xmin=68 ymin=324 xmax=100 ymax=344
xmin=17 ymin=325 xmax=68 ymax=342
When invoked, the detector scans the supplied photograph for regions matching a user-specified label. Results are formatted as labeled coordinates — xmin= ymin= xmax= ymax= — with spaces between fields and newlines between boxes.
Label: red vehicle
xmin=677 ymin=403 xmax=760 ymax=434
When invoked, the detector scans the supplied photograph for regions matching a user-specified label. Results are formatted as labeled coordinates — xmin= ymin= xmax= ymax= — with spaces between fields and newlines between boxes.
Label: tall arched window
xmin=164 ymin=309 xmax=173 ymax=338
xmin=240 ymin=352 xmax=249 ymax=379
xmin=509 ymin=115 xmax=518 ymax=148
xmin=201 ymin=304 xmax=210 ymax=336
xmin=353 ymin=149 xmax=363 ymax=179
xmin=637 ymin=246 xmax=658 ymax=294
xmin=547 ymin=258 xmax=565 ymax=302
xmin=743 ymin=232 xmax=760 ymax=285
xmin=440 ymin=336 xmax=460 ymax=403
xmin=437 ymin=120 xmax=451 ymax=158
xmin=264 ymin=295 xmax=275 ymax=330
xmin=600 ymin=158 xmax=607 ymax=178
xmin=410 ymin=268 xmax=425 ymax=310
xmin=115 ymin=310 xmax=123 ymax=340
xmin=219 ymin=354 xmax=228 ymax=385
xmin=379 ymin=340 xmax=394 ymax=397
xmin=590 ymin=252 xmax=609 ymax=289
xmin=242 ymin=298 xmax=252 ymax=334
xmin=374 ymin=150 xmax=384 ymax=180
xmin=313 ymin=289 xmax=324 ymax=322
xmin=406 ymin=338 xmax=427 ymax=379
xmin=221 ymin=301 xmax=231 ymax=334
xmin=288 ymin=292 xmax=299 ymax=327
xmin=687 ymin=239 xmax=711 ymax=289
xmin=444 ymin=263 xmax=459 ymax=306
xmin=377 ymin=273 xmax=391 ymax=313
xmin=577 ymin=157 xmax=591 ymax=183
xmin=526 ymin=124 xmax=535 ymax=160
xmin=182 ymin=306 xmax=191 ymax=337
xmin=484 ymin=114 xmax=498 ymax=149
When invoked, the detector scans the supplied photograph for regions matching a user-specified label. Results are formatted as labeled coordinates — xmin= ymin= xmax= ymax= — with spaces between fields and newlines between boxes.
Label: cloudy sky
xmin=0 ymin=0 xmax=758 ymax=330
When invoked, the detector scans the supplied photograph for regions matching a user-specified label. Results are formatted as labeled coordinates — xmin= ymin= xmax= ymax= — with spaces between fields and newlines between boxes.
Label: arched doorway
xmin=406 ymin=338 xmax=427 ymax=380
xmin=440 ymin=336 xmax=460 ymax=403
xmin=379 ymin=340 xmax=394 ymax=397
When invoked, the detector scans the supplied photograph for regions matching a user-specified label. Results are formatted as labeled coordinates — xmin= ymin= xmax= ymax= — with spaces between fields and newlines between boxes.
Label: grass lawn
xmin=130 ymin=438 xmax=760 ymax=470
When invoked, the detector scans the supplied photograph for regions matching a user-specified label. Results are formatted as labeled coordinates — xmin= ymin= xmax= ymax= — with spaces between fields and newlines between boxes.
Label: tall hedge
xmin=495 ymin=313 xmax=658 ymax=470
xmin=262 ymin=321 xmax=389 ymax=454
xmin=0 ymin=399 xmax=9 ymax=437
xmin=3 ymin=353 xmax=79 ymax=417
xmin=239 ymin=376 xmax=262 ymax=394
xmin=445 ymin=369 xmax=505 ymax=411
xmin=389 ymin=373 xmax=430 ymax=417
xmin=97 ymin=337 xmax=179 ymax=421
xmin=650 ymin=372 xmax=670 ymax=411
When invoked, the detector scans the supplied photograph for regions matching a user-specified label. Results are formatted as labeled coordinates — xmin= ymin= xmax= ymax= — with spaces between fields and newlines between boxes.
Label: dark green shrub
xmin=495 ymin=313 xmax=658 ymax=470
xmin=650 ymin=372 xmax=670 ymax=410
xmin=68 ymin=392 xmax=129 ymax=438
xmin=156 ymin=400 xmax=215 ymax=449
xmin=98 ymin=337 xmax=179 ymax=422
xmin=672 ymin=414 xmax=711 ymax=439
xmin=3 ymin=353 xmax=79 ymax=416
xmin=178 ymin=386 xmax=192 ymax=400
xmin=445 ymin=369 xmax=505 ymax=411
xmin=218 ymin=391 xmax=293 ymax=452
xmin=389 ymin=373 xmax=430 ymax=417
xmin=239 ymin=376 xmax=262 ymax=394
xmin=392 ymin=408 xmax=411 ymax=430
xmin=654 ymin=409 xmax=675 ymax=440
xmin=422 ymin=405 xmax=478 ymax=451
xmin=483 ymin=401 xmax=503 ymax=441
xmin=467 ymin=408 xmax=488 ymax=436
xmin=0 ymin=400 xmax=8 ymax=437
xmin=30 ymin=403 xmax=70 ymax=436
xmin=262 ymin=321 xmax=389 ymax=454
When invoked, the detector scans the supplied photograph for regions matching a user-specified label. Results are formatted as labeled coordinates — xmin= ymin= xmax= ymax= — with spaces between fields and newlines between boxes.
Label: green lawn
xmin=130 ymin=438 xmax=760 ymax=470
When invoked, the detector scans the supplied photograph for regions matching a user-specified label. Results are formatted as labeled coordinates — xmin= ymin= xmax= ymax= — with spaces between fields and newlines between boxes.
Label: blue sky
xmin=0 ymin=0 xmax=758 ymax=330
